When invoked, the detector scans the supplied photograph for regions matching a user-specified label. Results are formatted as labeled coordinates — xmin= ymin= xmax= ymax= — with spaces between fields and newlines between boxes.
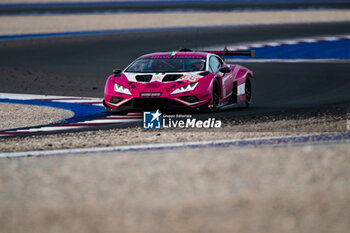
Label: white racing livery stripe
xmin=237 ymin=83 xmax=245 ymax=95
xmin=107 ymin=98 xmax=130 ymax=107
xmin=174 ymin=98 xmax=207 ymax=106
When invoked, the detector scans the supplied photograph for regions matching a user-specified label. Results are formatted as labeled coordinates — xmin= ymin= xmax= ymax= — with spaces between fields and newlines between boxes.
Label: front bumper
xmin=104 ymin=96 xmax=210 ymax=112
xmin=104 ymin=76 xmax=214 ymax=112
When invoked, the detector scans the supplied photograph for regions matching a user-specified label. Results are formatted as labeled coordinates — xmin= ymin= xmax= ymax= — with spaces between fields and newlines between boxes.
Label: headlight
xmin=114 ymin=83 xmax=131 ymax=95
xmin=171 ymin=82 xmax=198 ymax=95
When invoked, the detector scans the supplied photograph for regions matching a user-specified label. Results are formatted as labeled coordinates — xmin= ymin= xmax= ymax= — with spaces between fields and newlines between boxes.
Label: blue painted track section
xmin=231 ymin=39 xmax=350 ymax=59
xmin=0 ymin=98 xmax=107 ymax=132
xmin=256 ymin=39 xmax=350 ymax=59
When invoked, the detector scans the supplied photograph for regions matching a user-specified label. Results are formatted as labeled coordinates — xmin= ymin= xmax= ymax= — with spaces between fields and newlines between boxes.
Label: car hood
xmin=123 ymin=72 xmax=203 ymax=83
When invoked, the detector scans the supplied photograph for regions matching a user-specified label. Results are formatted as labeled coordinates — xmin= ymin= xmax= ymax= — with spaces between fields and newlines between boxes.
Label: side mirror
xmin=219 ymin=67 xmax=231 ymax=73
xmin=113 ymin=69 xmax=122 ymax=77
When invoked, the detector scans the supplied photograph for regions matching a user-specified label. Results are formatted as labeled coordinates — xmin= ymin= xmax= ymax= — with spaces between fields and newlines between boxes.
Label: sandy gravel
xmin=1 ymin=10 xmax=350 ymax=35
xmin=0 ymin=144 xmax=349 ymax=233
xmin=0 ymin=103 xmax=74 ymax=130
xmin=0 ymin=108 xmax=348 ymax=152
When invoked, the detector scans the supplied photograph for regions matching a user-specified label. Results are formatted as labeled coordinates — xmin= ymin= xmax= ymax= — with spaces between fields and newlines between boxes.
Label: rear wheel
xmin=244 ymin=77 xmax=252 ymax=108
xmin=229 ymin=81 xmax=237 ymax=104
xmin=212 ymin=79 xmax=221 ymax=110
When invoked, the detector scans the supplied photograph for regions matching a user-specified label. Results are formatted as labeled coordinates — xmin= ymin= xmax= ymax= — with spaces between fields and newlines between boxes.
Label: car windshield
xmin=125 ymin=56 xmax=206 ymax=73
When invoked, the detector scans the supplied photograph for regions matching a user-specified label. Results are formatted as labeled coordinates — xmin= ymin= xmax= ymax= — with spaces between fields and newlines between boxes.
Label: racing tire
xmin=229 ymin=81 xmax=237 ymax=104
xmin=212 ymin=79 xmax=221 ymax=110
xmin=244 ymin=77 xmax=252 ymax=108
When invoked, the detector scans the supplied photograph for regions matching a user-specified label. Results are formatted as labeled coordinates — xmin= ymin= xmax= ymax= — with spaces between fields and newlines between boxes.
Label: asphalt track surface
xmin=1 ymin=1 xmax=350 ymax=15
xmin=0 ymin=22 xmax=349 ymax=127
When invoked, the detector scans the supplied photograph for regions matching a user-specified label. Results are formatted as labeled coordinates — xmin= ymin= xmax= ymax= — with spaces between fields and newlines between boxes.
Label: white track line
xmin=52 ymin=99 xmax=102 ymax=103
xmin=80 ymin=119 xmax=141 ymax=124
xmin=0 ymin=132 xmax=348 ymax=158
xmin=7 ymin=126 xmax=84 ymax=133
xmin=0 ymin=93 xmax=87 ymax=99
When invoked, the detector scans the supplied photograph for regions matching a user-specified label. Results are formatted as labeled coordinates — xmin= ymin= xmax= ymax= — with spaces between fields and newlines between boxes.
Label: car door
xmin=208 ymin=55 xmax=232 ymax=102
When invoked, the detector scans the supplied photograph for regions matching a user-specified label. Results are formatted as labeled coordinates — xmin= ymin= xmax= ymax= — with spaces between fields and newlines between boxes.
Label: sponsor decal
xmin=143 ymin=110 xmax=222 ymax=129
xmin=178 ymin=74 xmax=202 ymax=82
xmin=153 ymin=73 xmax=163 ymax=81
xmin=140 ymin=92 xmax=161 ymax=97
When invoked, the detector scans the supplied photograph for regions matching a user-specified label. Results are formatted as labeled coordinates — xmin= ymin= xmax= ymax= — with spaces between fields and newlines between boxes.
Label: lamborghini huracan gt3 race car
xmin=103 ymin=49 xmax=254 ymax=113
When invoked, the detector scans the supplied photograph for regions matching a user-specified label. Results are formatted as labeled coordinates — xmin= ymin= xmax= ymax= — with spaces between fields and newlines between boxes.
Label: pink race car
xmin=103 ymin=49 xmax=254 ymax=113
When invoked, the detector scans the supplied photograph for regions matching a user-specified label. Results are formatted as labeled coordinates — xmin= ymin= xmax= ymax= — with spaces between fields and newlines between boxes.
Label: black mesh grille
xmin=135 ymin=75 xmax=152 ymax=82
xmin=133 ymin=98 xmax=168 ymax=109
xmin=162 ymin=74 xmax=183 ymax=82
xmin=180 ymin=95 xmax=199 ymax=103
xmin=110 ymin=96 xmax=123 ymax=104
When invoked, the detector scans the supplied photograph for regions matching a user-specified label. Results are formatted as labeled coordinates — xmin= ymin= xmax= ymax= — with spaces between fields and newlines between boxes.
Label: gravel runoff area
xmin=0 ymin=144 xmax=349 ymax=233
xmin=0 ymin=103 xmax=73 ymax=131
xmin=1 ymin=10 xmax=350 ymax=35
xmin=0 ymin=108 xmax=348 ymax=153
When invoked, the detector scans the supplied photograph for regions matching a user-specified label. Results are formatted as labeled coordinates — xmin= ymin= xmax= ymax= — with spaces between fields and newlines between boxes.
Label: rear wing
xmin=204 ymin=48 xmax=255 ymax=61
